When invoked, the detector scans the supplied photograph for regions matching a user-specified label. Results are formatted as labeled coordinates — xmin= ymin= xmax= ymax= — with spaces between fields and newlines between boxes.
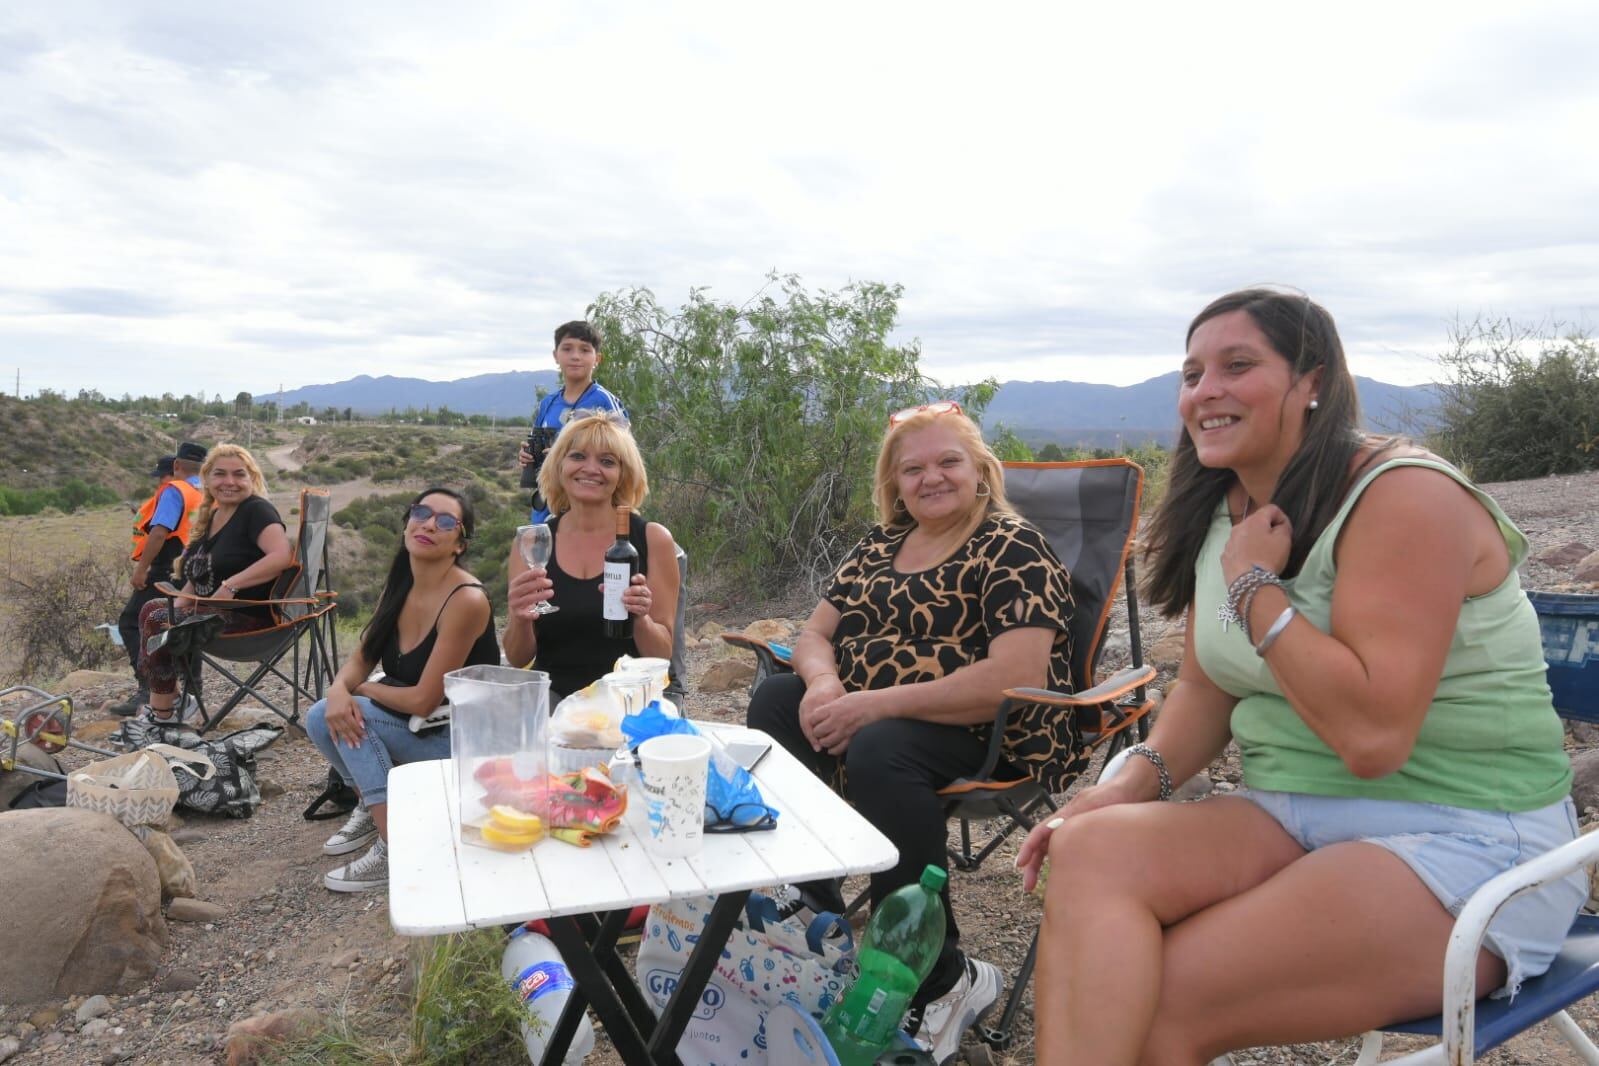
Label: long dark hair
xmin=359 ymin=487 xmax=476 ymax=663
xmin=1144 ymin=288 xmax=1380 ymax=617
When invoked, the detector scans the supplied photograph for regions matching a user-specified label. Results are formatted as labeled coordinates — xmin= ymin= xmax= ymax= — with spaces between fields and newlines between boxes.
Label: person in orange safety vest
xmin=111 ymin=441 xmax=206 ymax=716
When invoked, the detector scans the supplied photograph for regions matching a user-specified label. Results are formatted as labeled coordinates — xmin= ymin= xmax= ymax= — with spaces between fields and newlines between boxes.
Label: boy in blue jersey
xmin=518 ymin=320 xmax=626 ymax=522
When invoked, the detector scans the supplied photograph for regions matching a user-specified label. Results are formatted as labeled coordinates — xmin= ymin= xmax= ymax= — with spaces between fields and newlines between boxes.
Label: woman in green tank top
xmin=1014 ymin=288 xmax=1581 ymax=1064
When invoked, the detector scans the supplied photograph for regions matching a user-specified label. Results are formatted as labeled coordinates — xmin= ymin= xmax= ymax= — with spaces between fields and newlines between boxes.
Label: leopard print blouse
xmin=826 ymin=511 xmax=1087 ymax=792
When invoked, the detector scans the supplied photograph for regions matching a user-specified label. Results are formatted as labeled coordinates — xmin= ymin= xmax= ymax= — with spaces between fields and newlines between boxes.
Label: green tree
xmin=988 ymin=423 xmax=1035 ymax=462
xmin=589 ymin=274 xmax=992 ymax=592
xmin=1430 ymin=320 xmax=1599 ymax=481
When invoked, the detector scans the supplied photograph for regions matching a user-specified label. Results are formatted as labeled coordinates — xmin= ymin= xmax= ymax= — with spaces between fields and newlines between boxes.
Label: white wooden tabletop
xmin=388 ymin=723 xmax=900 ymax=936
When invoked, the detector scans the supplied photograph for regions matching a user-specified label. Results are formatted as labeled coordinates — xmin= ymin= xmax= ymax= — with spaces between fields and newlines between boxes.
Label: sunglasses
xmin=888 ymin=399 xmax=963 ymax=427
xmin=407 ymin=503 xmax=462 ymax=532
xmin=703 ymin=801 xmax=779 ymax=834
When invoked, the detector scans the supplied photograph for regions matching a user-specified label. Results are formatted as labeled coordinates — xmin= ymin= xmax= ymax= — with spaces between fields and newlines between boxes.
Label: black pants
xmin=117 ymin=574 xmax=171 ymax=679
xmin=746 ymin=672 xmax=986 ymax=1005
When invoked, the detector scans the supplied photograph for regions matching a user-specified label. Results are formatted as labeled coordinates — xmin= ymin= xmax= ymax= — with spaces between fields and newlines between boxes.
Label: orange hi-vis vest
xmin=130 ymin=477 xmax=203 ymax=561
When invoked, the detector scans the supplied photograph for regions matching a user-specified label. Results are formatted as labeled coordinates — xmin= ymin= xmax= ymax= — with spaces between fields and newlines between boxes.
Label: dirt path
xmin=265 ymin=443 xmax=303 ymax=473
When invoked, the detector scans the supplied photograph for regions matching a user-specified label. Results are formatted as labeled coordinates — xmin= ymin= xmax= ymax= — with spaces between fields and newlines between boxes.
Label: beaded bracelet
xmin=1124 ymin=743 xmax=1173 ymax=801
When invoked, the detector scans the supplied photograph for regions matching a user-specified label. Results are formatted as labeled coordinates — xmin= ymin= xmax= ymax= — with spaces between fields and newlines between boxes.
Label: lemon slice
xmin=481 ymin=822 xmax=544 ymax=848
xmin=490 ymin=805 xmax=544 ymax=833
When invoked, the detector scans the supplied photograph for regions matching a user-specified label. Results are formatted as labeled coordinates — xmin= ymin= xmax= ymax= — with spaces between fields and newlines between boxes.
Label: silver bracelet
xmin=1218 ymin=566 xmax=1283 ymax=636
xmin=1255 ymin=606 xmax=1297 ymax=657
xmin=1124 ymin=743 xmax=1173 ymax=801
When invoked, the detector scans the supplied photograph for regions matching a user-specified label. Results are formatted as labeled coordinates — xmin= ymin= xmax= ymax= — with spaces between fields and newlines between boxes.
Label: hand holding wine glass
xmin=515 ymin=523 xmax=559 ymax=616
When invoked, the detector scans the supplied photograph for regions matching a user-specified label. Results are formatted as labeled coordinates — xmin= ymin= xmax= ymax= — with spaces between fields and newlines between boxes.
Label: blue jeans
xmin=305 ymin=695 xmax=450 ymax=807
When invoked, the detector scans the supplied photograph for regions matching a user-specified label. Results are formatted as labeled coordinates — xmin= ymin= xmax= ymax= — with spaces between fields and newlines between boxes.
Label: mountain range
xmin=263 ymin=371 xmax=1438 ymax=449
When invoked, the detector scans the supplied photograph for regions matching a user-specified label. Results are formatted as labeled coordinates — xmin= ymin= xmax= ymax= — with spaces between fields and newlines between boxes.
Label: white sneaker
xmin=323 ymin=805 xmax=378 ymax=856
xmin=140 ymin=693 xmax=200 ymax=727
xmin=907 ymin=957 xmax=1002 ymax=1066
xmin=323 ymin=837 xmax=388 ymax=893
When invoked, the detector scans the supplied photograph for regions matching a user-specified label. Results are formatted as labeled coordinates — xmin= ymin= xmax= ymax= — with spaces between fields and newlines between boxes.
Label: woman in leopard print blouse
xmin=747 ymin=401 xmax=1081 ymax=1059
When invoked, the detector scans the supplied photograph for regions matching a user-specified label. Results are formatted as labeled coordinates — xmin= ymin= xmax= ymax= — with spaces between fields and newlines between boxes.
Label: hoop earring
xmin=892 ymin=497 xmax=908 ymax=514
xmin=975 ymin=481 xmax=992 ymax=498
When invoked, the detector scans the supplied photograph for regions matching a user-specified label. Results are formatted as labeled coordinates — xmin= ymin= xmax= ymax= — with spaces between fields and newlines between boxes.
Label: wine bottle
xmin=602 ymin=505 xmax=639 ymax=641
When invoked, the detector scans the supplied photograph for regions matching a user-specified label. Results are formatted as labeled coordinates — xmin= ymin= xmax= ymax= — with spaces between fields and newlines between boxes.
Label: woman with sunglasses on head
xmin=746 ymin=400 xmax=1081 ymax=1065
xmin=136 ymin=443 xmax=293 ymax=723
xmin=306 ymin=488 xmax=499 ymax=893
xmin=503 ymin=413 xmax=679 ymax=701
xmin=1016 ymin=289 xmax=1579 ymax=1065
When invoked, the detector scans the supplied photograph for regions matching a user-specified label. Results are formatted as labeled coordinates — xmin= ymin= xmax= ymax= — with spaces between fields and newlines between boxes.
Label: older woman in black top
xmin=306 ymin=487 xmax=499 ymax=893
xmin=503 ymin=413 xmax=679 ymax=699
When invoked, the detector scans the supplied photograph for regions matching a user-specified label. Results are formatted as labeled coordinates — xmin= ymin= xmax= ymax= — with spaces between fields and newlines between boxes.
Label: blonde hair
xmin=872 ymin=409 xmax=1013 ymax=531
xmin=194 ymin=443 xmax=268 ymax=539
xmin=538 ymin=413 xmax=649 ymax=515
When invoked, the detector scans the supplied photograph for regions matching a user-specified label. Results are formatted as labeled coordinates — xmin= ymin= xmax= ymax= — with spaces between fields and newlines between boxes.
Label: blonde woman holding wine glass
xmin=503 ymin=413 xmax=679 ymax=701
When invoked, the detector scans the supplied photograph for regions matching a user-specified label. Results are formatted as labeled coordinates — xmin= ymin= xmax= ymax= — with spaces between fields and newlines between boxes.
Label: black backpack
xmin=303 ymin=766 xmax=360 ymax=821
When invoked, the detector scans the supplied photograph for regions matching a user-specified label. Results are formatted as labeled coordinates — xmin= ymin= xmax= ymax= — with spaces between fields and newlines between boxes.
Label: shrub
xmin=1430 ymin=320 xmax=1599 ymax=482
xmin=2 ymin=553 xmax=127 ymax=682
xmin=590 ymin=274 xmax=993 ymax=594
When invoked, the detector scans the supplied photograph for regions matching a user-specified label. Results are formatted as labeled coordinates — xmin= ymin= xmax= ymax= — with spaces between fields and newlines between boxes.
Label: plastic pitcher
xmin=445 ymin=665 xmax=551 ymax=850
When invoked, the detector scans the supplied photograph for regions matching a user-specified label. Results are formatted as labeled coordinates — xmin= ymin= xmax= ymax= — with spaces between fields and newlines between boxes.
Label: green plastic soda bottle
xmin=821 ymin=865 xmax=948 ymax=1066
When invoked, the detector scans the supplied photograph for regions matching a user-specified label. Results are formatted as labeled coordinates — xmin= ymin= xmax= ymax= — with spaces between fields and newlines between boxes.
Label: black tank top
xmin=533 ymin=512 xmax=650 ymax=698
xmin=372 ymin=583 xmax=499 ymax=713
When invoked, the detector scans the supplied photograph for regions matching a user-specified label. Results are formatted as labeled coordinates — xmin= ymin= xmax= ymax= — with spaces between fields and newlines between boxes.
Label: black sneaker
xmin=108 ymin=690 xmax=149 ymax=717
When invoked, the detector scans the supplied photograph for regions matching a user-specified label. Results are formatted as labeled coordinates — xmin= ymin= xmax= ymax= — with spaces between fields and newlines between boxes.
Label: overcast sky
xmin=2 ymin=1 xmax=1595 ymax=401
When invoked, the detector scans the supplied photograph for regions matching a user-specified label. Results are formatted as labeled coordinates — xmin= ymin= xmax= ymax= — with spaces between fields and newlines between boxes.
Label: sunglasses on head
xmin=407 ymin=503 xmax=462 ymax=532
xmin=888 ymin=399 xmax=963 ymax=427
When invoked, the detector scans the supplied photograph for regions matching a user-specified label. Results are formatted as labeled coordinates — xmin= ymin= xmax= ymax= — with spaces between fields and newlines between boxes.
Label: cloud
xmin=1 ymin=1 xmax=1595 ymax=399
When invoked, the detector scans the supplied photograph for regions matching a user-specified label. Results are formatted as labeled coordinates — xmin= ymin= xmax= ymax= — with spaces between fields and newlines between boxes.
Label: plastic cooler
xmin=1528 ymin=591 xmax=1599 ymax=723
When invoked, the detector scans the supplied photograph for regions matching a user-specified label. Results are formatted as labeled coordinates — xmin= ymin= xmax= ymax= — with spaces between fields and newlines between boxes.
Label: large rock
xmin=0 ymin=808 xmax=168 ymax=1004
xmin=1147 ymin=626 xmax=1186 ymax=670
xmin=0 ymin=745 xmax=63 ymax=810
xmin=1571 ymin=749 xmax=1599 ymax=814
xmin=742 ymin=618 xmax=796 ymax=644
xmin=1535 ymin=542 xmax=1595 ymax=569
xmin=140 ymin=830 xmax=197 ymax=900
xmin=224 ymin=1008 xmax=321 ymax=1066
xmin=699 ymin=658 xmax=756 ymax=694
xmin=1577 ymin=551 xmax=1599 ymax=585
xmin=56 ymin=669 xmax=131 ymax=693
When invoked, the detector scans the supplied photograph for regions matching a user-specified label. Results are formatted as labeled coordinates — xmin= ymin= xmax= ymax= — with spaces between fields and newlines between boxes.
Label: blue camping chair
xmin=1190 ymin=590 xmax=1599 ymax=1065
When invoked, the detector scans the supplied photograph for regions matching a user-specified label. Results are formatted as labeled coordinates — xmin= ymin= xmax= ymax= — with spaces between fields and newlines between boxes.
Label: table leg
xmin=546 ymin=915 xmax=655 ymax=1066
xmin=575 ymin=911 xmax=659 ymax=1035
xmin=648 ymin=890 xmax=751 ymax=1061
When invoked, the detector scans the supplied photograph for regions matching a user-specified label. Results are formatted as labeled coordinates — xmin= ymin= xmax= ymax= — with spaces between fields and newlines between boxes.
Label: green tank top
xmin=1193 ymin=457 xmax=1570 ymax=811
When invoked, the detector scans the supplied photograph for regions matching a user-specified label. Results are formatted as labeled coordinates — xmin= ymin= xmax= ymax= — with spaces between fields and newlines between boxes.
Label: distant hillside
xmin=985 ymin=372 xmax=1439 ymax=448
xmin=0 ymin=396 xmax=188 ymax=495
xmin=268 ymin=368 xmax=1438 ymax=447
xmin=265 ymin=370 xmax=563 ymax=419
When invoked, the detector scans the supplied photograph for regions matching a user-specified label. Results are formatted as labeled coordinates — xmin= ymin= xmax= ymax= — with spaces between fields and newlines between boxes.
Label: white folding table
xmin=387 ymin=722 xmax=899 ymax=1065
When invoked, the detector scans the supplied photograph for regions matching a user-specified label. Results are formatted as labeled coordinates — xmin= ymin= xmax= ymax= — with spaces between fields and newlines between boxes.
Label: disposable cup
xmin=636 ymin=733 xmax=711 ymax=858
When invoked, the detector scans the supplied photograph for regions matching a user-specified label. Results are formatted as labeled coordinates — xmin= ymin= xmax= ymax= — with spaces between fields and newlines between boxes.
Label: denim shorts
xmin=1238 ymin=789 xmax=1586 ymax=997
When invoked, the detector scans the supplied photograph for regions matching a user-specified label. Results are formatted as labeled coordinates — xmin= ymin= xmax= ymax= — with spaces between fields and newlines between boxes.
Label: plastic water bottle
xmin=822 ymin=865 xmax=949 ymax=1066
xmin=501 ymin=926 xmax=595 ymax=1065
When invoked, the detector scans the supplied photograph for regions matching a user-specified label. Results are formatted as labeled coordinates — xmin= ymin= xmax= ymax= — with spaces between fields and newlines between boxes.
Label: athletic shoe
xmin=323 ymin=805 xmax=378 ymax=856
xmin=906 ymin=957 xmax=1002 ymax=1066
xmin=323 ymin=838 xmax=388 ymax=893
xmin=138 ymin=693 xmax=200 ymax=726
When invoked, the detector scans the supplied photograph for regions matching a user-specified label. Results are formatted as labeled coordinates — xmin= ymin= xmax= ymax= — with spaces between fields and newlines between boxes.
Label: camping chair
xmin=1182 ymin=590 xmax=1599 ymax=1066
xmin=720 ymin=458 xmax=1159 ymax=1049
xmin=151 ymin=489 xmax=340 ymax=733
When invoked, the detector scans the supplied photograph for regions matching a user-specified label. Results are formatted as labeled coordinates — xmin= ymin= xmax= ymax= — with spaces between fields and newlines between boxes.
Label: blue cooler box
xmin=1528 ymin=591 xmax=1599 ymax=723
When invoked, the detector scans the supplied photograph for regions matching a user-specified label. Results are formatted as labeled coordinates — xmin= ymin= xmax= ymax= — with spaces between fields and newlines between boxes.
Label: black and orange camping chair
xmin=151 ymin=488 xmax=340 ymax=733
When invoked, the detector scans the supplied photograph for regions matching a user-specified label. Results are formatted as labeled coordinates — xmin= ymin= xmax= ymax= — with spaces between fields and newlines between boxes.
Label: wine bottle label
xmin=603 ymin=562 xmax=630 ymax=620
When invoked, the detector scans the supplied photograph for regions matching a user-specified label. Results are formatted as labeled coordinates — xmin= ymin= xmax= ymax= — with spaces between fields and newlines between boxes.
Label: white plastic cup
xmin=637 ymin=733 xmax=711 ymax=858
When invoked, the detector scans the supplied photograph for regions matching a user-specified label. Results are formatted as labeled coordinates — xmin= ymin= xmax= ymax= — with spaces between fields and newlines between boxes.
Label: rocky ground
xmin=1 ymin=469 xmax=1598 ymax=1065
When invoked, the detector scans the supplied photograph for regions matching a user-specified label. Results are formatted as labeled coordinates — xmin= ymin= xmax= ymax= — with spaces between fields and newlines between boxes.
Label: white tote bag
xmin=636 ymin=893 xmax=855 ymax=1066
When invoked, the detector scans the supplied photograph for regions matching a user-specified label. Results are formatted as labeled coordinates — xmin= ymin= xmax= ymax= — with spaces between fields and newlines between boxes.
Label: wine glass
xmin=516 ymin=524 xmax=559 ymax=615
